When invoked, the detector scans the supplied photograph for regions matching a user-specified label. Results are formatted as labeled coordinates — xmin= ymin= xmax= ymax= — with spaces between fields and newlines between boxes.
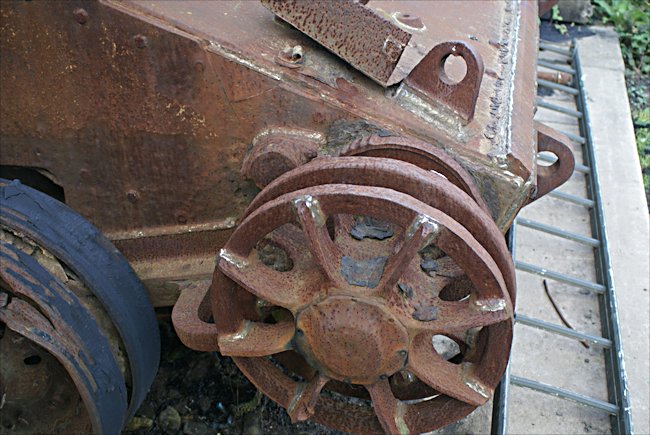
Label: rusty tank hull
xmin=0 ymin=0 xmax=572 ymax=433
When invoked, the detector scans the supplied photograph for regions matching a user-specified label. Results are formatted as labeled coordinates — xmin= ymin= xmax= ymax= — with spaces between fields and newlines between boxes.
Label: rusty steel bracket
xmin=529 ymin=121 xmax=576 ymax=203
xmin=261 ymin=0 xmax=411 ymax=85
xmin=262 ymin=1 xmax=484 ymax=121
xmin=404 ymin=41 xmax=484 ymax=121
xmin=171 ymin=280 xmax=220 ymax=352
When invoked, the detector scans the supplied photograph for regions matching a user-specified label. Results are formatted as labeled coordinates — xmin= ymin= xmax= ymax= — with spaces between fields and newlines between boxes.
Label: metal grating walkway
xmin=490 ymin=39 xmax=633 ymax=434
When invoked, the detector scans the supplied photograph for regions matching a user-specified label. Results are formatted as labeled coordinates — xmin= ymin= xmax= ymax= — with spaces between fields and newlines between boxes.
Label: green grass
xmin=592 ymin=0 xmax=650 ymax=202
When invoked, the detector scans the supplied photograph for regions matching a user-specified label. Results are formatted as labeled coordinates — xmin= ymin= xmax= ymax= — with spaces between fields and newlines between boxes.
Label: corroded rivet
xmin=175 ymin=210 xmax=188 ymax=224
xmin=126 ymin=190 xmax=139 ymax=204
xmin=134 ymin=34 xmax=148 ymax=49
xmin=79 ymin=169 xmax=91 ymax=181
xmin=73 ymin=8 xmax=88 ymax=25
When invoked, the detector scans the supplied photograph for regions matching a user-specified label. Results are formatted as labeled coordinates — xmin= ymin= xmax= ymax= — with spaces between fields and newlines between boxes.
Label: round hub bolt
xmin=295 ymin=296 xmax=409 ymax=384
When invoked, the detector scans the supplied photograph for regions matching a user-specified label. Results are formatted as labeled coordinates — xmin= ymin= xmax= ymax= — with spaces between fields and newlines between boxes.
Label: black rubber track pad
xmin=0 ymin=179 xmax=160 ymax=422
xmin=1 ymin=241 xmax=128 ymax=433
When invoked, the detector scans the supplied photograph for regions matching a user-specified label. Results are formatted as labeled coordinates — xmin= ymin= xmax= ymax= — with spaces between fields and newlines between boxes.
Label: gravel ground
xmin=124 ymin=319 xmax=343 ymax=435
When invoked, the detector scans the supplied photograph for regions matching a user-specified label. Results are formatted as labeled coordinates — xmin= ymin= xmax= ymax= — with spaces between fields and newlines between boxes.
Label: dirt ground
xmin=124 ymin=319 xmax=343 ymax=435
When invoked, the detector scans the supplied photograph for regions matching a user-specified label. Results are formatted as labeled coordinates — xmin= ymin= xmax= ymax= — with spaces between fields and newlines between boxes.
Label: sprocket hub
xmin=295 ymin=296 xmax=408 ymax=384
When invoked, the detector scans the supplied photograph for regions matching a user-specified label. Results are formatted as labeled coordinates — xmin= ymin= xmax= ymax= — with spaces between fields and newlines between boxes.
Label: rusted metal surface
xmin=261 ymin=0 xmax=411 ymax=86
xmin=2 ymin=0 xmax=546 ymax=264
xmin=0 ymin=327 xmax=92 ymax=433
xmin=404 ymin=41 xmax=484 ymax=121
xmin=339 ymin=134 xmax=491 ymax=214
xmin=243 ymin=157 xmax=515 ymax=302
xmin=209 ymin=182 xmax=512 ymax=433
xmin=241 ymin=131 xmax=320 ymax=188
xmin=530 ymin=121 xmax=576 ymax=202
xmin=538 ymin=70 xmax=573 ymax=85
xmin=0 ymin=0 xmax=577 ymax=432
xmin=171 ymin=280 xmax=218 ymax=352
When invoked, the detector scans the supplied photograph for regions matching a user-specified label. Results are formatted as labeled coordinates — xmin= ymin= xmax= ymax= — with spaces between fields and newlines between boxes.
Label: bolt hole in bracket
xmin=527 ymin=121 xmax=575 ymax=203
xmin=404 ymin=41 xmax=484 ymax=122
xmin=261 ymin=0 xmax=483 ymax=122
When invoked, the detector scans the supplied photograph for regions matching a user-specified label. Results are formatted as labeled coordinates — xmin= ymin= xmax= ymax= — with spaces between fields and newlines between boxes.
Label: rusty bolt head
xmin=134 ymin=34 xmax=148 ymax=49
xmin=73 ymin=8 xmax=88 ymax=25
xmin=126 ymin=190 xmax=139 ymax=204
xmin=395 ymin=12 xmax=424 ymax=30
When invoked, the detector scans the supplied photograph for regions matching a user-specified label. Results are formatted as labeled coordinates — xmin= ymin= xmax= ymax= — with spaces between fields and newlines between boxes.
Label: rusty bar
xmin=516 ymin=314 xmax=611 ymax=348
xmin=538 ymin=59 xmax=577 ymax=75
xmin=548 ymin=191 xmax=595 ymax=207
xmin=514 ymin=261 xmax=606 ymax=293
xmin=515 ymin=217 xmax=600 ymax=247
xmin=510 ymin=376 xmax=619 ymax=414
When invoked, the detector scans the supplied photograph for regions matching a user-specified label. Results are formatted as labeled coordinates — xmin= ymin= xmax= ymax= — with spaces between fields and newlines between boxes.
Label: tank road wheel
xmin=0 ymin=179 xmax=160 ymax=433
xmin=211 ymin=182 xmax=513 ymax=434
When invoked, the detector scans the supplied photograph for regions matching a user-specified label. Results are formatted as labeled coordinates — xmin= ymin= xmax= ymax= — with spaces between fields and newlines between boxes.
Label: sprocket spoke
xmin=218 ymin=248 xmax=318 ymax=311
xmin=217 ymin=318 xmax=294 ymax=357
xmin=332 ymin=214 xmax=355 ymax=244
xmin=378 ymin=215 xmax=440 ymax=296
xmin=293 ymin=195 xmax=345 ymax=287
xmin=408 ymin=333 xmax=492 ymax=406
xmin=394 ymin=299 xmax=510 ymax=335
xmin=430 ymin=299 xmax=511 ymax=333
xmin=287 ymin=373 xmax=329 ymax=422
xmin=366 ymin=378 xmax=409 ymax=435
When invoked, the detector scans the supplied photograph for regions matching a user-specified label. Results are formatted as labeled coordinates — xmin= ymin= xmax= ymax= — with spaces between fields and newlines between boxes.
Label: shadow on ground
xmin=125 ymin=319 xmax=343 ymax=435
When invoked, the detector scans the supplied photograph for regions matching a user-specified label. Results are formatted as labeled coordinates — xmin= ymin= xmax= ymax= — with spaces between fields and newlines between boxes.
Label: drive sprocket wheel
xmin=211 ymin=181 xmax=513 ymax=434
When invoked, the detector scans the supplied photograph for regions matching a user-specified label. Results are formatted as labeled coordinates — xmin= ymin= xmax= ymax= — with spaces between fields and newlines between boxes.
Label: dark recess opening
xmin=0 ymin=166 xmax=65 ymax=202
